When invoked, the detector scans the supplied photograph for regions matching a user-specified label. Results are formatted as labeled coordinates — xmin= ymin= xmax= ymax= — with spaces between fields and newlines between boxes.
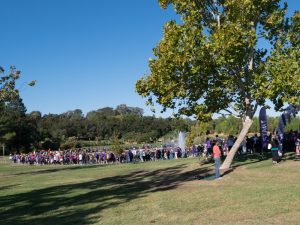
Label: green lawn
xmin=1 ymin=155 xmax=300 ymax=225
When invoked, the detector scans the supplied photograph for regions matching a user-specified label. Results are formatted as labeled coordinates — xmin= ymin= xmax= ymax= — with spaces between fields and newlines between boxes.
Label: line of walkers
xmin=9 ymin=147 xmax=189 ymax=165
xmin=9 ymin=131 xmax=300 ymax=166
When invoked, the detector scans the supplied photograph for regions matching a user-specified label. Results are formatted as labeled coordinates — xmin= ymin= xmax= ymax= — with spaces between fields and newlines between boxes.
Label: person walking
xmin=213 ymin=141 xmax=222 ymax=179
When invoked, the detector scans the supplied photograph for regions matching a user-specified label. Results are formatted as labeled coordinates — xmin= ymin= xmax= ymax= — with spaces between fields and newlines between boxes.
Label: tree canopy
xmin=0 ymin=66 xmax=21 ymax=103
xmin=136 ymin=0 xmax=300 ymax=169
xmin=136 ymin=0 xmax=300 ymax=121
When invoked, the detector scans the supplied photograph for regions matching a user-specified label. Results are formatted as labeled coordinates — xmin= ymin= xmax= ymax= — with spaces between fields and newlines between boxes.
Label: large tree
xmin=0 ymin=66 xmax=22 ymax=153
xmin=136 ymin=0 xmax=300 ymax=169
xmin=0 ymin=66 xmax=35 ymax=152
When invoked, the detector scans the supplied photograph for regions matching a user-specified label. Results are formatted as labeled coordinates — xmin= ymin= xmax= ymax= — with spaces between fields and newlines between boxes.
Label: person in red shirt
xmin=213 ymin=141 xmax=222 ymax=179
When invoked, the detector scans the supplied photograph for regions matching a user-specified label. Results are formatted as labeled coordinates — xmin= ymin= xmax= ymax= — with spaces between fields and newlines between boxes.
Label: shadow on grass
xmin=281 ymin=153 xmax=300 ymax=161
xmin=231 ymin=153 xmax=270 ymax=168
xmin=11 ymin=164 xmax=103 ymax=176
xmin=198 ymin=153 xmax=272 ymax=178
xmin=0 ymin=164 xmax=210 ymax=225
xmin=232 ymin=151 xmax=300 ymax=166
xmin=0 ymin=184 xmax=21 ymax=190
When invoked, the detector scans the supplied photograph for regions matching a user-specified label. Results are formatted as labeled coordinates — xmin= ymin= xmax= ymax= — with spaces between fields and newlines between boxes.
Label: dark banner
xmin=259 ymin=107 xmax=268 ymax=149
xmin=276 ymin=104 xmax=300 ymax=144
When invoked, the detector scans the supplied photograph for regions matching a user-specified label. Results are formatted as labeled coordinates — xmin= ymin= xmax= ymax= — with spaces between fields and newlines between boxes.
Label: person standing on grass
xmin=270 ymin=137 xmax=279 ymax=164
xmin=295 ymin=134 xmax=300 ymax=157
xmin=227 ymin=135 xmax=234 ymax=152
xmin=213 ymin=141 xmax=222 ymax=179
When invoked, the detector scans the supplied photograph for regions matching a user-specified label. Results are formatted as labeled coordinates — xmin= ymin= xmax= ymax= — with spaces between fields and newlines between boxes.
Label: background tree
xmin=116 ymin=104 xmax=144 ymax=116
xmin=136 ymin=0 xmax=300 ymax=169
xmin=111 ymin=130 xmax=122 ymax=156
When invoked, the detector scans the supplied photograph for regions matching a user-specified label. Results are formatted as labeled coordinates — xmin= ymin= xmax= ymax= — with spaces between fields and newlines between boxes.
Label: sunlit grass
xmin=1 ymin=154 xmax=300 ymax=225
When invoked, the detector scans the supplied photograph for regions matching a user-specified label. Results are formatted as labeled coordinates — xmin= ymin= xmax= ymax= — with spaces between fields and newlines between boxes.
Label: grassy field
xmin=1 ymin=154 xmax=300 ymax=225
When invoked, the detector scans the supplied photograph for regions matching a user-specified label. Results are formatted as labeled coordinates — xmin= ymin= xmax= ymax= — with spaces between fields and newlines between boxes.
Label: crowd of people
xmin=203 ymin=131 xmax=300 ymax=160
xmin=9 ymin=147 xmax=188 ymax=166
xmin=8 ymin=131 xmax=300 ymax=166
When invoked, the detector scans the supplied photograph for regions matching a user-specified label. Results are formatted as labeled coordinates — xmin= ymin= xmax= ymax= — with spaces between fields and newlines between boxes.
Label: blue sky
xmin=0 ymin=0 xmax=299 ymax=117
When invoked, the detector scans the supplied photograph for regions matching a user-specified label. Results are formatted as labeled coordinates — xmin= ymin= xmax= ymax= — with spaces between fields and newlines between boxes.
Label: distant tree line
xmin=1 ymin=96 xmax=299 ymax=153
xmin=0 ymin=99 xmax=191 ymax=152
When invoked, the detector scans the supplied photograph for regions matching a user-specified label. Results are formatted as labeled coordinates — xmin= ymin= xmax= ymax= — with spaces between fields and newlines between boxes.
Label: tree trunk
xmin=220 ymin=116 xmax=253 ymax=170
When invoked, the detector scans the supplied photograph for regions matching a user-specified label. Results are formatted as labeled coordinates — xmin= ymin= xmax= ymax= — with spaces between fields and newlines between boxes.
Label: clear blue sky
xmin=0 ymin=0 xmax=299 ymax=117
